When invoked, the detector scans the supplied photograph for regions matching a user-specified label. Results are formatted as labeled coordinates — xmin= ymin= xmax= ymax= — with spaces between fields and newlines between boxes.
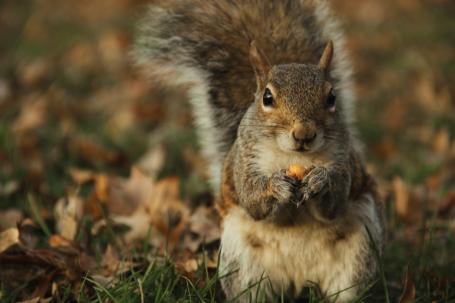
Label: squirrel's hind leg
xmin=218 ymin=217 xmax=284 ymax=302
xmin=219 ymin=247 xmax=277 ymax=302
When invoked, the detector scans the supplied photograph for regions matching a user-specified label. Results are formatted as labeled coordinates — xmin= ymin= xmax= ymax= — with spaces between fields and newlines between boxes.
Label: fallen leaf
xmin=415 ymin=75 xmax=451 ymax=113
xmin=54 ymin=196 xmax=84 ymax=240
xmin=17 ymin=219 xmax=40 ymax=248
xmin=68 ymin=168 xmax=97 ymax=184
xmin=98 ymin=30 xmax=130 ymax=71
xmin=89 ymin=168 xmax=190 ymax=250
xmin=48 ymin=235 xmax=79 ymax=255
xmin=63 ymin=42 xmax=98 ymax=76
xmin=90 ymin=274 xmax=115 ymax=287
xmin=372 ymin=138 xmax=396 ymax=160
xmin=71 ymin=137 xmax=125 ymax=165
xmin=144 ymin=177 xmax=190 ymax=250
xmin=102 ymin=245 xmax=120 ymax=273
xmin=393 ymin=177 xmax=411 ymax=221
xmin=439 ymin=191 xmax=455 ymax=216
xmin=0 ymin=209 xmax=23 ymax=230
xmin=0 ymin=180 xmax=19 ymax=196
xmin=17 ymin=298 xmax=41 ymax=303
xmin=110 ymin=211 xmax=151 ymax=242
xmin=0 ymin=246 xmax=97 ymax=297
xmin=135 ymin=145 xmax=166 ymax=179
xmin=185 ymin=206 xmax=220 ymax=252
xmin=433 ymin=128 xmax=450 ymax=155
xmin=95 ymin=174 xmax=110 ymax=202
xmin=0 ymin=78 xmax=11 ymax=102
xmin=12 ymin=95 xmax=48 ymax=134
xmin=0 ymin=228 xmax=20 ymax=253
xmin=20 ymin=59 xmax=51 ymax=87
xmin=106 ymin=168 xmax=151 ymax=215
xmin=176 ymin=258 xmax=198 ymax=274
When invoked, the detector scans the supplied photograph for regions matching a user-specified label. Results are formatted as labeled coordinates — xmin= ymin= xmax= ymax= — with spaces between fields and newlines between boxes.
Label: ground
xmin=0 ymin=0 xmax=454 ymax=302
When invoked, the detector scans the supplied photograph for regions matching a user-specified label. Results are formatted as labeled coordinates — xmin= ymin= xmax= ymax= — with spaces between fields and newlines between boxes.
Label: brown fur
xmin=135 ymin=1 xmax=384 ymax=301
xmin=135 ymin=1 xmax=355 ymax=182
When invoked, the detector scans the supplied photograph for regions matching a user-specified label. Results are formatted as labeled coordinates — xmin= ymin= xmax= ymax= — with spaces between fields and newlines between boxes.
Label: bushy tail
xmin=134 ymin=0 xmax=356 ymax=192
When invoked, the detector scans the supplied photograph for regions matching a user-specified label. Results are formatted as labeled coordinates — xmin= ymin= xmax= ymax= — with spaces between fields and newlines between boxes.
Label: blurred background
xmin=0 ymin=0 xmax=454 ymax=301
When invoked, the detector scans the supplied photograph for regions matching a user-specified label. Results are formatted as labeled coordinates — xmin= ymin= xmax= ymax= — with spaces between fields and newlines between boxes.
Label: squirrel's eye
xmin=326 ymin=89 xmax=336 ymax=108
xmin=263 ymin=88 xmax=274 ymax=107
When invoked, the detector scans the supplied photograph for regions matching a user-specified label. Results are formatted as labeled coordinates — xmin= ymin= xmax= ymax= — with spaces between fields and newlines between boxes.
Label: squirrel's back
xmin=135 ymin=0 xmax=356 ymax=190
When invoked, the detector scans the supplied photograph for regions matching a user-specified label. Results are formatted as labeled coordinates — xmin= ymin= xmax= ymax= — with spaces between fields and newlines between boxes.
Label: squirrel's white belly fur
xmin=219 ymin=193 xmax=382 ymax=302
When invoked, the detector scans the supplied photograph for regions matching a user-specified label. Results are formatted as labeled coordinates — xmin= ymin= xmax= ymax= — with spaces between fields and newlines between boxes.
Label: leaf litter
xmin=0 ymin=164 xmax=220 ymax=300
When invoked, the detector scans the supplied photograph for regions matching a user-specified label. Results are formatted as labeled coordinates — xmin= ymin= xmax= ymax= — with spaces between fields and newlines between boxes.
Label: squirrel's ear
xmin=249 ymin=41 xmax=271 ymax=89
xmin=318 ymin=40 xmax=334 ymax=76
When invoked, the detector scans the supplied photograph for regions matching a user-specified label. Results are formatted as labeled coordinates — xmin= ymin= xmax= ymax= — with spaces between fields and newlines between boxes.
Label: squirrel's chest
xmin=254 ymin=142 xmax=324 ymax=176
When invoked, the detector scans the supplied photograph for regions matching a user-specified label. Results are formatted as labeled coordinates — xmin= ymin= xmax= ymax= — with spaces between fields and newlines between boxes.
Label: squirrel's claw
xmin=299 ymin=167 xmax=329 ymax=203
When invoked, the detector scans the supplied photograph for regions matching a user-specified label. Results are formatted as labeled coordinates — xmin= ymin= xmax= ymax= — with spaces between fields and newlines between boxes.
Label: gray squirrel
xmin=135 ymin=0 xmax=385 ymax=301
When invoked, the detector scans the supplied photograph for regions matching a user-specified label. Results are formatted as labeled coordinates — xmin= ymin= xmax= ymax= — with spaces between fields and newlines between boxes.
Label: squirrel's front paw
xmin=269 ymin=169 xmax=300 ymax=204
xmin=300 ymin=166 xmax=329 ymax=202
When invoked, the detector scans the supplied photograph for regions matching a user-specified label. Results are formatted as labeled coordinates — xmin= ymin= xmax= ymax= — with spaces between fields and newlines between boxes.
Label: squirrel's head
xmin=249 ymin=40 xmax=340 ymax=154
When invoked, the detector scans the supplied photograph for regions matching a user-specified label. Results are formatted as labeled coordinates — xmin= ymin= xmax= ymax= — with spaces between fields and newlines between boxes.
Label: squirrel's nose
xmin=292 ymin=123 xmax=317 ymax=144
xmin=292 ymin=131 xmax=317 ymax=144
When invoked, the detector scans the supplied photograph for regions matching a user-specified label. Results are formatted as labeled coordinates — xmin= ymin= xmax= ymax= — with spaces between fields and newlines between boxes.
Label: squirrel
xmin=135 ymin=0 xmax=385 ymax=302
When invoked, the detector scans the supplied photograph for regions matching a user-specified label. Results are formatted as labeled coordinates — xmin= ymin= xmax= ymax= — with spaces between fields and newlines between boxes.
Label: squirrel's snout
xmin=291 ymin=123 xmax=317 ymax=145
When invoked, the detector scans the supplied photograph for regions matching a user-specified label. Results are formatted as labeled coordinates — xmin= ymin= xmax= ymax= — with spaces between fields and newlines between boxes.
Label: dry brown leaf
xmin=92 ymin=168 xmax=152 ymax=216
xmin=12 ymin=95 xmax=48 ymax=134
xmin=72 ymin=137 xmax=125 ymax=165
xmin=185 ymin=206 xmax=220 ymax=252
xmin=433 ymin=128 xmax=450 ymax=155
xmin=439 ymin=191 xmax=455 ymax=216
xmin=107 ymin=168 xmax=152 ymax=215
xmin=372 ymin=138 xmax=396 ymax=160
xmin=85 ymin=191 xmax=103 ymax=220
xmin=110 ymin=211 xmax=151 ymax=242
xmin=63 ymin=42 xmax=98 ymax=75
xmin=20 ymin=59 xmax=51 ymax=87
xmin=0 ymin=228 xmax=20 ymax=253
xmin=90 ymin=274 xmax=115 ymax=287
xmin=135 ymin=145 xmax=166 ymax=179
xmin=425 ymin=170 xmax=443 ymax=190
xmin=383 ymin=98 xmax=407 ymax=133
xmin=54 ymin=196 xmax=84 ymax=240
xmin=399 ymin=266 xmax=416 ymax=303
xmin=82 ymin=243 xmax=132 ymax=285
xmin=102 ymin=245 xmax=120 ymax=273
xmin=0 ymin=180 xmax=19 ymax=196
xmin=94 ymin=174 xmax=110 ymax=202
xmin=145 ymin=177 xmax=190 ymax=249
xmin=0 ymin=209 xmax=23 ymax=230
xmin=393 ymin=177 xmax=440 ymax=225
xmin=17 ymin=218 xmax=40 ymax=248
xmin=393 ymin=177 xmax=411 ymax=221
xmin=0 ymin=78 xmax=11 ymax=102
xmin=98 ymin=30 xmax=130 ymax=70
xmin=17 ymin=298 xmax=41 ymax=303
xmin=48 ymin=235 xmax=76 ymax=251
xmin=176 ymin=258 xmax=198 ymax=274
xmin=415 ymin=75 xmax=451 ymax=113
xmin=91 ymin=168 xmax=190 ymax=250
xmin=0 ymin=245 xmax=97 ymax=297
xmin=68 ymin=168 xmax=97 ymax=184
xmin=106 ymin=109 xmax=136 ymax=139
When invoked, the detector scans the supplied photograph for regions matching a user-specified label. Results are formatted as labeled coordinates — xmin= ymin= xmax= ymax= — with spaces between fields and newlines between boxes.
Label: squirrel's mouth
xmin=294 ymin=145 xmax=311 ymax=153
